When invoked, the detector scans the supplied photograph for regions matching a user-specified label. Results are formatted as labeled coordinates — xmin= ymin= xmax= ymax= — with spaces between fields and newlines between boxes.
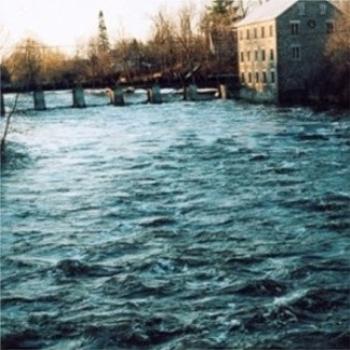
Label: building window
xmin=246 ymin=29 xmax=250 ymax=39
xmin=240 ymin=30 xmax=243 ymax=40
xmin=261 ymin=26 xmax=265 ymax=38
xmin=326 ymin=21 xmax=335 ymax=34
xmin=320 ymin=3 xmax=327 ymax=15
xmin=298 ymin=2 xmax=306 ymax=16
xmin=270 ymin=49 xmax=274 ymax=60
xmin=269 ymin=25 xmax=273 ymax=37
xmin=262 ymin=49 xmax=266 ymax=61
xmin=247 ymin=51 xmax=251 ymax=61
xmin=241 ymin=72 xmax=245 ymax=83
xmin=248 ymin=72 xmax=252 ymax=83
xmin=254 ymin=28 xmax=257 ymax=39
xmin=256 ymin=72 xmax=260 ymax=83
xmin=292 ymin=46 xmax=301 ymax=60
xmin=290 ymin=21 xmax=300 ymax=35
xmin=241 ymin=52 xmax=244 ymax=62
xmin=271 ymin=71 xmax=275 ymax=83
xmin=255 ymin=50 xmax=258 ymax=61
xmin=308 ymin=20 xmax=316 ymax=29
xmin=262 ymin=71 xmax=268 ymax=83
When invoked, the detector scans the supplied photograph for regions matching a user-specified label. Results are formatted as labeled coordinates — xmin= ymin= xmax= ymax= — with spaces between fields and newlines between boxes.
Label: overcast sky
xmin=0 ymin=0 xmax=210 ymax=52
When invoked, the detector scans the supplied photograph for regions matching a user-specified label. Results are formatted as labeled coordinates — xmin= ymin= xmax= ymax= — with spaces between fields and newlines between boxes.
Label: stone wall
xmin=277 ymin=0 xmax=341 ymax=102
xmin=237 ymin=19 xmax=279 ymax=102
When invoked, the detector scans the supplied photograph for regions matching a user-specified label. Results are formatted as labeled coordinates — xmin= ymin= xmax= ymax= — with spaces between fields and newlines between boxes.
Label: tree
xmin=176 ymin=3 xmax=199 ymax=70
xmin=0 ymin=25 xmax=10 ymax=57
xmin=150 ymin=9 xmax=177 ymax=73
xmin=331 ymin=0 xmax=350 ymax=13
xmin=201 ymin=0 xmax=243 ymax=73
xmin=0 ymin=64 xmax=11 ymax=84
xmin=209 ymin=0 xmax=234 ymax=15
xmin=41 ymin=49 xmax=67 ymax=85
xmin=324 ymin=8 xmax=350 ymax=106
xmin=5 ymin=38 xmax=43 ymax=87
xmin=98 ymin=10 xmax=110 ymax=53
xmin=4 ymin=38 xmax=73 ymax=88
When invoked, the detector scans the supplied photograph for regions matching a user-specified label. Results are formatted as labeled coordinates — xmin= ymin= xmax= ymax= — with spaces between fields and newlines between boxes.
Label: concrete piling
xmin=1 ymin=91 xmax=5 ymax=117
xmin=148 ymin=85 xmax=162 ymax=104
xmin=219 ymin=84 xmax=228 ymax=100
xmin=147 ymin=89 xmax=151 ymax=103
xmin=185 ymin=84 xmax=198 ymax=101
xmin=33 ymin=90 xmax=46 ymax=110
xmin=112 ymin=86 xmax=125 ymax=106
xmin=106 ymin=88 xmax=114 ymax=104
xmin=72 ymin=86 xmax=86 ymax=108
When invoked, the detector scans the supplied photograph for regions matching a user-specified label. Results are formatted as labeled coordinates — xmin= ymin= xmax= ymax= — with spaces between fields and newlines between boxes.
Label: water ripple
xmin=1 ymin=94 xmax=350 ymax=349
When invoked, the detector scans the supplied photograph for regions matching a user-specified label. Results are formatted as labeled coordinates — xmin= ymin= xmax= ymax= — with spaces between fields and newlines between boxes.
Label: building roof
xmin=236 ymin=0 xmax=299 ymax=27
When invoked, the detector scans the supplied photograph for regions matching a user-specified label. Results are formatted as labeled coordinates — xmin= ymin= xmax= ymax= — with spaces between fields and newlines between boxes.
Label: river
xmin=1 ymin=90 xmax=350 ymax=350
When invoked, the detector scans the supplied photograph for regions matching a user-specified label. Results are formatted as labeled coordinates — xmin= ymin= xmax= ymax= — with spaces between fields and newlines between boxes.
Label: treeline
xmin=1 ymin=1 xmax=245 ymax=90
xmin=0 ymin=0 xmax=349 ymax=107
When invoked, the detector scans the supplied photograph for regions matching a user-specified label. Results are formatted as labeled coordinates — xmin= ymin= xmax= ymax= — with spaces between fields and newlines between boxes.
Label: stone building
xmin=235 ymin=0 xmax=342 ymax=103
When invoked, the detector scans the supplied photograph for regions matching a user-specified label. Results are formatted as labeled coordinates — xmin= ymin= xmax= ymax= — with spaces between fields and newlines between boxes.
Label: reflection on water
xmin=1 ymin=91 xmax=350 ymax=350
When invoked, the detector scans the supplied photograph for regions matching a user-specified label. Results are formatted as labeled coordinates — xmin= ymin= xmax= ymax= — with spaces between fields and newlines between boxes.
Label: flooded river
xmin=1 ymin=91 xmax=350 ymax=349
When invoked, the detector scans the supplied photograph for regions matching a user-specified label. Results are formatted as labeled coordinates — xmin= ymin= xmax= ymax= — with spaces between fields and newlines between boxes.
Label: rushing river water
xmin=1 ymin=91 xmax=350 ymax=350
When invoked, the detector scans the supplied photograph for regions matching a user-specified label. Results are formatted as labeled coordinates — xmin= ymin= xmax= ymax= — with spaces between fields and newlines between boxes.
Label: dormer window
xmin=298 ymin=2 xmax=306 ymax=16
xmin=320 ymin=3 xmax=327 ymax=15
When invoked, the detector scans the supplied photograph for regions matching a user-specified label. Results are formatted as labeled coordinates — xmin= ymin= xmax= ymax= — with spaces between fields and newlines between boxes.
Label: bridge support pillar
xmin=219 ymin=84 xmax=228 ymax=100
xmin=1 ymin=91 xmax=5 ymax=117
xmin=185 ymin=84 xmax=198 ymax=101
xmin=148 ymin=85 xmax=162 ymax=104
xmin=112 ymin=86 xmax=125 ymax=106
xmin=33 ymin=90 xmax=46 ymax=110
xmin=72 ymin=86 xmax=86 ymax=108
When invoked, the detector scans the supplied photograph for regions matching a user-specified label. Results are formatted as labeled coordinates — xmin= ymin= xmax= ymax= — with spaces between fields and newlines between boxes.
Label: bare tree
xmin=324 ymin=7 xmax=350 ymax=105
xmin=331 ymin=0 xmax=350 ymax=14
xmin=5 ymin=38 xmax=43 ymax=88
xmin=176 ymin=2 xmax=201 ymax=71
xmin=0 ymin=26 xmax=10 ymax=57
xmin=150 ymin=9 xmax=177 ymax=73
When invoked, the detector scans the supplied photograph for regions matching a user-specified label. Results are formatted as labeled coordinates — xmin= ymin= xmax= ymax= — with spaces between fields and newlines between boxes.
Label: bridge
xmin=0 ymin=73 xmax=239 ymax=116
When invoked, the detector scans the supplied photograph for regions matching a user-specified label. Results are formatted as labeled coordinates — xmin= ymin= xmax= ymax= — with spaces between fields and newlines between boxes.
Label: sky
xmin=0 ymin=0 xmax=209 ymax=53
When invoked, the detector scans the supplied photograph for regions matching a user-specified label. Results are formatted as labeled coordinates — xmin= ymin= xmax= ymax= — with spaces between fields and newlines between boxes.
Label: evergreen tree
xmin=98 ymin=11 xmax=110 ymax=53
xmin=209 ymin=0 xmax=234 ymax=15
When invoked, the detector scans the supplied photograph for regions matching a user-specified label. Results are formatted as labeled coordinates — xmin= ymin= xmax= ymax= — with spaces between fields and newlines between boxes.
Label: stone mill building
xmin=235 ymin=0 xmax=342 ymax=103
